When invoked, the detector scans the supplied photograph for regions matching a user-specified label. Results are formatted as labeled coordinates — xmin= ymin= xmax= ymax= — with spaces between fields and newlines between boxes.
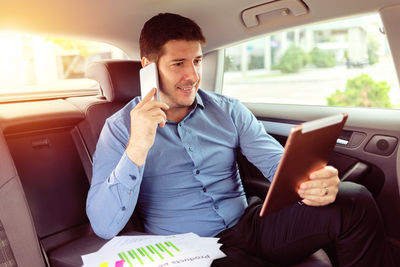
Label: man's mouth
xmin=177 ymin=86 xmax=193 ymax=91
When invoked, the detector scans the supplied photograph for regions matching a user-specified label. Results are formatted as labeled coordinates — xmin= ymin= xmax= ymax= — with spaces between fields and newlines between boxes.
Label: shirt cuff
xmin=112 ymin=152 xmax=144 ymax=189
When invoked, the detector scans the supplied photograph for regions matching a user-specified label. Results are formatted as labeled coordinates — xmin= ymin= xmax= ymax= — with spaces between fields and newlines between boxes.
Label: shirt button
xmin=121 ymin=206 xmax=126 ymax=211
xmin=214 ymin=204 xmax=219 ymax=210
xmin=188 ymin=146 xmax=193 ymax=151
xmin=203 ymin=187 xmax=206 ymax=192
xmin=195 ymin=170 xmax=200 ymax=175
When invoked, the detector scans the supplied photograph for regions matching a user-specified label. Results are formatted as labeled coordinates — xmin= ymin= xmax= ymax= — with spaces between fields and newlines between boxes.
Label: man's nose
xmin=184 ymin=62 xmax=200 ymax=82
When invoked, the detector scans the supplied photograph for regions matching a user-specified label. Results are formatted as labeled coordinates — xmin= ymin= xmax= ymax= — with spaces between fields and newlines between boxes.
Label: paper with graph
xmin=81 ymin=232 xmax=226 ymax=267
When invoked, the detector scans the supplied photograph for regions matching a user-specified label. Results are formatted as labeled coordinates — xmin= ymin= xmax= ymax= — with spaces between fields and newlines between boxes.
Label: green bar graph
xmin=141 ymin=247 xmax=154 ymax=262
xmin=155 ymin=243 xmax=164 ymax=252
xmin=131 ymin=249 xmax=141 ymax=264
xmin=128 ymin=250 xmax=143 ymax=265
xmin=118 ymin=253 xmax=124 ymax=261
xmin=165 ymin=241 xmax=180 ymax=252
xmin=110 ymin=240 xmax=182 ymax=267
xmin=159 ymin=243 xmax=174 ymax=257
xmin=150 ymin=245 xmax=164 ymax=259
xmin=146 ymin=245 xmax=155 ymax=254
xmin=137 ymin=248 xmax=145 ymax=257
xmin=118 ymin=252 xmax=133 ymax=267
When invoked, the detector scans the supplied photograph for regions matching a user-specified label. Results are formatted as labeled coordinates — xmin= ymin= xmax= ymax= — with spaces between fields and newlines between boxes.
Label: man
xmin=87 ymin=13 xmax=392 ymax=266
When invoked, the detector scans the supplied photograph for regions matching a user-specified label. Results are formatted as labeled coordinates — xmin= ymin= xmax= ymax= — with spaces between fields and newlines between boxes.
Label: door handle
xmin=242 ymin=0 xmax=308 ymax=28
xmin=341 ymin=162 xmax=370 ymax=182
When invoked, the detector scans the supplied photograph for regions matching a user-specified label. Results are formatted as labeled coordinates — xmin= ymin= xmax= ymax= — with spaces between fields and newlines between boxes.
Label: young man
xmin=87 ymin=13 xmax=392 ymax=266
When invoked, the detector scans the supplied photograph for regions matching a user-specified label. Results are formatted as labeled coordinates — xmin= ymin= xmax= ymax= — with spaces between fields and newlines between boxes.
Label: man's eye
xmin=194 ymin=59 xmax=202 ymax=65
xmin=174 ymin=62 xmax=183 ymax=66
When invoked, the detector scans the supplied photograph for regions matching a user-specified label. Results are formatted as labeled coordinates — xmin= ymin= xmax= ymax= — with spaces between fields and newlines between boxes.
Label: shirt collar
xmin=195 ymin=90 xmax=205 ymax=110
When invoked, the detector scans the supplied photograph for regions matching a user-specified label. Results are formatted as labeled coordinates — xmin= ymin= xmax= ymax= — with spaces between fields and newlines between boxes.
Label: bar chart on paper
xmin=82 ymin=233 xmax=225 ymax=267
xmin=116 ymin=241 xmax=180 ymax=266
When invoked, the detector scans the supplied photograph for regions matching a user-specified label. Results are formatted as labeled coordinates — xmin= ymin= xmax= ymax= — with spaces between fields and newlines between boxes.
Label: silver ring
xmin=324 ymin=187 xmax=329 ymax=196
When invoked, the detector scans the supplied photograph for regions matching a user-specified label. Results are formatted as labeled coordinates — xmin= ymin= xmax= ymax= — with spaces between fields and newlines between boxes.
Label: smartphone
xmin=139 ymin=62 xmax=160 ymax=100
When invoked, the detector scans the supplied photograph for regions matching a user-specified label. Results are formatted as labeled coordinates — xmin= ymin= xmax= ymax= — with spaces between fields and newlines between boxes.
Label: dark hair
xmin=139 ymin=13 xmax=206 ymax=61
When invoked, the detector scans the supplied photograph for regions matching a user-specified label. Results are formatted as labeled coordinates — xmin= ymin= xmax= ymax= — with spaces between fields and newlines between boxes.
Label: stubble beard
xmin=159 ymin=81 xmax=199 ymax=109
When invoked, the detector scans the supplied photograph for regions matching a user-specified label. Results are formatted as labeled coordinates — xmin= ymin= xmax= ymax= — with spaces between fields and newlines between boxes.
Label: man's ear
xmin=141 ymin=57 xmax=152 ymax=68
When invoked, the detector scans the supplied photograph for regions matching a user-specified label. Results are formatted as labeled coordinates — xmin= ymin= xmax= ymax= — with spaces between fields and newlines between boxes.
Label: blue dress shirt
xmin=86 ymin=89 xmax=284 ymax=239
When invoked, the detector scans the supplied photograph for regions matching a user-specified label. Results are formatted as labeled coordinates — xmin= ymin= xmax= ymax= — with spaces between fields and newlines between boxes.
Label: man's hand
xmin=297 ymin=166 xmax=340 ymax=206
xmin=126 ymin=88 xmax=169 ymax=166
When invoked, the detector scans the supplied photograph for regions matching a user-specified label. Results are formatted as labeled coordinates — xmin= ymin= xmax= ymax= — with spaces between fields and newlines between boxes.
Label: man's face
xmin=157 ymin=40 xmax=202 ymax=109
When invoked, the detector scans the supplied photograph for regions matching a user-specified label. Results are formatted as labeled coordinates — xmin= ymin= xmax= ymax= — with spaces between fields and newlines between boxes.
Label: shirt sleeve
xmin=86 ymin=116 xmax=144 ymax=239
xmin=232 ymin=100 xmax=284 ymax=181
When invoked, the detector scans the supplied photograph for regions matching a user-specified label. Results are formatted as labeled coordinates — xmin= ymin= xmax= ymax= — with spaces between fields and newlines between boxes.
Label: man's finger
xmin=136 ymin=88 xmax=157 ymax=108
xmin=143 ymin=100 xmax=169 ymax=112
xmin=310 ymin=166 xmax=338 ymax=179
xmin=149 ymin=109 xmax=167 ymax=122
xmin=150 ymin=114 xmax=167 ymax=128
xmin=300 ymin=180 xmax=330 ymax=190
xmin=299 ymin=187 xmax=330 ymax=197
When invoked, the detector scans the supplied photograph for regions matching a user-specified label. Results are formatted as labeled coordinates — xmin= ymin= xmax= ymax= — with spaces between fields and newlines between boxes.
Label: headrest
xmin=86 ymin=60 xmax=142 ymax=102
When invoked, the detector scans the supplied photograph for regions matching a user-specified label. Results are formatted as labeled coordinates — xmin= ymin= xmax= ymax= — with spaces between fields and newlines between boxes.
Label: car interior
xmin=1 ymin=0 xmax=400 ymax=266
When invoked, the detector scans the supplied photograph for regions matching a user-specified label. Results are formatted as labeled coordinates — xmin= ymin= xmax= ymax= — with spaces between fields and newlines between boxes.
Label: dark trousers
xmin=212 ymin=182 xmax=394 ymax=267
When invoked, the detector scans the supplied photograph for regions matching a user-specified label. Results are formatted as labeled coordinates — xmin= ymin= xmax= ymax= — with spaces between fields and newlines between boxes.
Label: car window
xmin=222 ymin=14 xmax=400 ymax=109
xmin=0 ymin=32 xmax=128 ymax=99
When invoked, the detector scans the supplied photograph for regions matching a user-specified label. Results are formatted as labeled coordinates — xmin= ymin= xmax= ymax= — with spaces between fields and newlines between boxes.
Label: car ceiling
xmin=1 ymin=0 xmax=400 ymax=58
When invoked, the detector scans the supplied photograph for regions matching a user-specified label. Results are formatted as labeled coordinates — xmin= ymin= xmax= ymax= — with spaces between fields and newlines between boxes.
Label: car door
xmin=204 ymin=10 xmax=400 ymax=263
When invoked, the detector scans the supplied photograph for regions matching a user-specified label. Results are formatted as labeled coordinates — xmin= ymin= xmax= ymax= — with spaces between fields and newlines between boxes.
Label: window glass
xmin=0 ymin=32 xmax=128 ymax=96
xmin=222 ymin=14 xmax=400 ymax=109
